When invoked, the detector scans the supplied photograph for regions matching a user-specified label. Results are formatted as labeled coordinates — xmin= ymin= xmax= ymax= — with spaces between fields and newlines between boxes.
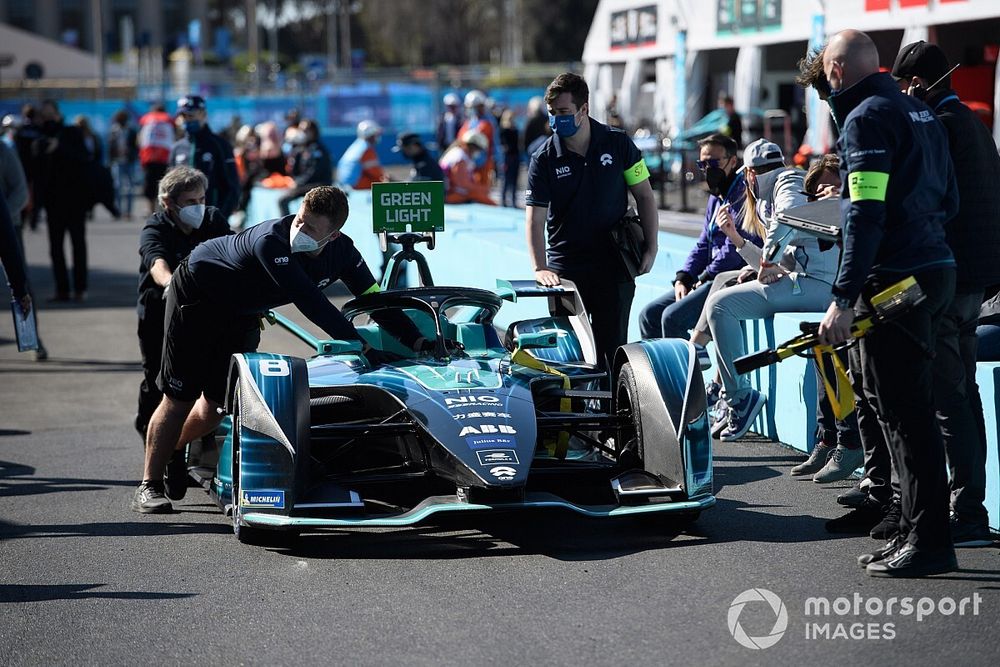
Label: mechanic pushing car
xmin=525 ymin=72 xmax=658 ymax=373
xmin=133 ymin=185 xmax=423 ymax=513
xmin=135 ymin=167 xmax=232 ymax=454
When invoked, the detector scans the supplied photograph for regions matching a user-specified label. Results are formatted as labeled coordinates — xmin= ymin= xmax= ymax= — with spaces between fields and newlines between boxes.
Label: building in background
xmin=582 ymin=0 xmax=1000 ymax=152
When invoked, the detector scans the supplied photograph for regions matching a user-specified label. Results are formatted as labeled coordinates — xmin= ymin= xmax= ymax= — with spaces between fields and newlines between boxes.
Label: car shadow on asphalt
xmin=0 ymin=519 xmax=232 ymax=541
xmin=0 ymin=358 xmax=141 ymax=374
xmin=1 ymin=459 xmax=138 ymax=497
xmin=0 ymin=583 xmax=195 ymax=603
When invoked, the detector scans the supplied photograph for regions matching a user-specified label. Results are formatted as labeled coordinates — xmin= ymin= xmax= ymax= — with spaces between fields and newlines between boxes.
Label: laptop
xmin=776 ymin=198 xmax=843 ymax=241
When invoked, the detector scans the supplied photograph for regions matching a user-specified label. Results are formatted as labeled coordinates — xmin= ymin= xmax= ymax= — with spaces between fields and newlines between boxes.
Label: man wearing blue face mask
xmin=136 ymin=167 xmax=232 ymax=445
xmin=133 ymin=186 xmax=422 ymax=513
xmin=525 ymin=72 xmax=658 ymax=372
xmin=168 ymin=95 xmax=240 ymax=218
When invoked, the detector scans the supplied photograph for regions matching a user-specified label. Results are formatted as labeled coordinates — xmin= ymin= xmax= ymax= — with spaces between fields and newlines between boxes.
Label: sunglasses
xmin=696 ymin=157 xmax=731 ymax=171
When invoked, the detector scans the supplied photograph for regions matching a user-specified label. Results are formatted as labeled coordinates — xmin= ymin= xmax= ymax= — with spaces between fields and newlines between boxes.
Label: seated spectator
xmin=977 ymin=289 xmax=1000 ymax=361
xmin=705 ymin=140 xmax=841 ymax=442
xmin=639 ymin=134 xmax=758 ymax=358
xmin=279 ymin=119 xmax=333 ymax=217
xmin=337 ymin=120 xmax=386 ymax=190
xmin=439 ymin=130 xmax=495 ymax=205
xmin=393 ymin=132 xmax=444 ymax=182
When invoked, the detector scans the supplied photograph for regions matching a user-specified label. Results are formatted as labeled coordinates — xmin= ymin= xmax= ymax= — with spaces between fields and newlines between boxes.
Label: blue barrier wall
xmin=248 ymin=185 xmax=1000 ymax=530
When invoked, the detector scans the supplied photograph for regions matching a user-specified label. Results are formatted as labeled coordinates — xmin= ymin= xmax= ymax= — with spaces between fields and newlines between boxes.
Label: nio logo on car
xmin=489 ymin=466 xmax=517 ymax=481
xmin=317 ymin=278 xmax=330 ymax=288
xmin=274 ymin=256 xmax=289 ymax=265
xmin=476 ymin=450 xmax=519 ymax=466
xmin=600 ymin=153 xmax=613 ymax=166
xmin=459 ymin=424 xmax=516 ymax=436
xmin=241 ymin=490 xmax=285 ymax=509
xmin=446 ymin=395 xmax=501 ymax=409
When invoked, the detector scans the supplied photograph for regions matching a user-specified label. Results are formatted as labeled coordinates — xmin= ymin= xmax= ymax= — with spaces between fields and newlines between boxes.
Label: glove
xmin=363 ymin=346 xmax=404 ymax=368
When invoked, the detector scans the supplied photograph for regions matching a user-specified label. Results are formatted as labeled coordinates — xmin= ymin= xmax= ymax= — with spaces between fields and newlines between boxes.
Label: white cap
xmin=464 ymin=90 xmax=486 ymax=108
xmin=461 ymin=129 xmax=488 ymax=151
xmin=443 ymin=93 xmax=460 ymax=107
xmin=742 ymin=138 xmax=784 ymax=170
xmin=357 ymin=119 xmax=382 ymax=140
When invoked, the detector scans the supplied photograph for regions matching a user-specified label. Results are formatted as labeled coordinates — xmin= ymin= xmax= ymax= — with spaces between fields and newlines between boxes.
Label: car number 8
xmin=258 ymin=359 xmax=290 ymax=376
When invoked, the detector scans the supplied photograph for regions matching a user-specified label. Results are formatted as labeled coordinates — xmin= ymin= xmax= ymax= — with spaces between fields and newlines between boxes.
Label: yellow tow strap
xmin=511 ymin=347 xmax=572 ymax=459
xmin=814 ymin=346 xmax=855 ymax=420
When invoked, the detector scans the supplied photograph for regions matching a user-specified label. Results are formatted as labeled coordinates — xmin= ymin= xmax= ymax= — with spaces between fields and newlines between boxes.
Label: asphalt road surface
xmin=2 ymin=212 xmax=999 ymax=666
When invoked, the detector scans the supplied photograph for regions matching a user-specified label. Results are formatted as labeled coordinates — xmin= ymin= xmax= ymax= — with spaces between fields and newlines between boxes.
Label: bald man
xmin=816 ymin=30 xmax=959 ymax=577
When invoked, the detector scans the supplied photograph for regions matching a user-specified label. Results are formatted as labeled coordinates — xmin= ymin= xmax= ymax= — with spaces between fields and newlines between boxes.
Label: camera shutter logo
xmin=727 ymin=588 xmax=788 ymax=649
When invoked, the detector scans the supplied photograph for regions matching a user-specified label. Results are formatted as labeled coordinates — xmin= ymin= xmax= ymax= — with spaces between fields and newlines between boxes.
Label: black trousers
xmin=934 ymin=288 xmax=989 ymax=526
xmin=857 ymin=267 xmax=955 ymax=550
xmin=46 ymin=205 xmax=88 ymax=296
xmin=278 ymin=185 xmax=314 ymax=217
xmin=557 ymin=267 xmax=635 ymax=373
xmin=851 ymin=339 xmax=896 ymax=505
xmin=136 ymin=294 xmax=166 ymax=428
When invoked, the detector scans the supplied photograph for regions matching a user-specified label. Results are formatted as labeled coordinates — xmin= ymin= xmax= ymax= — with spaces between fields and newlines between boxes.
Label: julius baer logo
xmin=727 ymin=588 xmax=983 ymax=649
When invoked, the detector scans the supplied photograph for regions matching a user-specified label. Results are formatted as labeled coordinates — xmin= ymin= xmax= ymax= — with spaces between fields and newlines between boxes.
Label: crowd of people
xmin=2 ymin=29 xmax=999 ymax=580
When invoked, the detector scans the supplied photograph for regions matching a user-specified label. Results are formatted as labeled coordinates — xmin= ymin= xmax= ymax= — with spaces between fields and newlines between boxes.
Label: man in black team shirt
xmin=133 ymin=185 xmax=421 ymax=513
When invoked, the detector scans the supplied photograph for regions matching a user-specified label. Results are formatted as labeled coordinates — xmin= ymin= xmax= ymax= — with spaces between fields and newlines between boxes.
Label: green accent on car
xmin=362 ymin=283 xmax=381 ymax=295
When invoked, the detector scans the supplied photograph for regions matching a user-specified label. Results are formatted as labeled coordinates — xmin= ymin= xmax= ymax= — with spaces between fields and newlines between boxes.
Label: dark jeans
xmin=814 ymin=346 xmax=861 ymax=449
xmin=934 ymin=289 xmax=989 ymax=526
xmin=977 ymin=324 xmax=1000 ymax=360
xmin=639 ymin=280 xmax=712 ymax=340
xmin=278 ymin=184 xmax=314 ymax=217
xmin=136 ymin=295 xmax=166 ymax=428
xmin=858 ymin=267 xmax=955 ymax=550
xmin=558 ymin=268 xmax=635 ymax=373
xmin=46 ymin=205 xmax=88 ymax=296
xmin=502 ymin=155 xmax=519 ymax=207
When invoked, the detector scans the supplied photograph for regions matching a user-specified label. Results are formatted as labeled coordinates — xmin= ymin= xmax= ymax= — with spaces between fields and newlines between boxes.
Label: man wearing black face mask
xmin=135 ymin=166 xmax=232 ymax=449
xmin=817 ymin=30 xmax=959 ymax=577
xmin=168 ymin=95 xmax=240 ymax=218
xmin=639 ymin=134 xmax=758 ymax=343
xmin=891 ymin=41 xmax=1000 ymax=549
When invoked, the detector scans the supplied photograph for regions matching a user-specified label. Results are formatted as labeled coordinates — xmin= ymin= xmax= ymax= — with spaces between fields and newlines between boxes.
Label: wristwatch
xmin=833 ymin=295 xmax=853 ymax=310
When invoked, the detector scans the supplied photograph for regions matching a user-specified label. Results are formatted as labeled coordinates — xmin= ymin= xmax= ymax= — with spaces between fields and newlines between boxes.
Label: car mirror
xmin=516 ymin=329 xmax=561 ymax=350
xmin=316 ymin=339 xmax=364 ymax=355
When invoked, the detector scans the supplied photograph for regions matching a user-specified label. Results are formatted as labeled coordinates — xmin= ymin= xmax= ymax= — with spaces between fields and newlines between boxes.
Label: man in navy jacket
xmin=639 ymin=133 xmax=760 ymax=340
xmin=817 ymin=30 xmax=958 ymax=578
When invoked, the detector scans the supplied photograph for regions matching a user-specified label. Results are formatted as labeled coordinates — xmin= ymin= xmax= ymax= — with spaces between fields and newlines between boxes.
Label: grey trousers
xmin=706 ymin=274 xmax=833 ymax=405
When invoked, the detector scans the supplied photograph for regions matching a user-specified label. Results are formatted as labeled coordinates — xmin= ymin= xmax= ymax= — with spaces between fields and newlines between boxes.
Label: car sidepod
xmin=614 ymin=339 xmax=713 ymax=502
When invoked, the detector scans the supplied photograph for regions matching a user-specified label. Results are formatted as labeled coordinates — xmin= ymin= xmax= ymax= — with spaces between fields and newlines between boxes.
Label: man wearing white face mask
xmin=136 ymin=166 xmax=232 ymax=452
xmin=133 ymin=186 xmax=423 ymax=513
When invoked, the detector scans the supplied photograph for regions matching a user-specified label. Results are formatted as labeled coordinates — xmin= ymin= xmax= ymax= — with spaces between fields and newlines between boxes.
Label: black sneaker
xmin=950 ymin=516 xmax=995 ymax=548
xmin=131 ymin=480 xmax=172 ymax=513
xmin=825 ymin=497 xmax=886 ymax=534
xmin=164 ymin=450 xmax=189 ymax=501
xmin=837 ymin=480 xmax=870 ymax=508
xmin=870 ymin=498 xmax=902 ymax=540
xmin=866 ymin=543 xmax=958 ymax=578
xmin=858 ymin=533 xmax=906 ymax=567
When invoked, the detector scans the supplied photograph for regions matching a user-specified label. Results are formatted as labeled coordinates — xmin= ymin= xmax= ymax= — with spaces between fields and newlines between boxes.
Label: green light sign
xmin=371 ymin=181 xmax=445 ymax=233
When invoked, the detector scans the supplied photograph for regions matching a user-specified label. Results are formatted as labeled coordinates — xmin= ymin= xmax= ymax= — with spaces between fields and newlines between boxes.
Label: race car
xmin=188 ymin=192 xmax=714 ymax=545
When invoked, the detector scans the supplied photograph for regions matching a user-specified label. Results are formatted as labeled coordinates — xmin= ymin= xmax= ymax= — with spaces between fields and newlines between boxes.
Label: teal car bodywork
xmin=198 ymin=280 xmax=714 ymax=543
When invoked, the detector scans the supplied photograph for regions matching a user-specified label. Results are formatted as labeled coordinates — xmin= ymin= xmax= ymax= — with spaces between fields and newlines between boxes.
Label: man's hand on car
xmin=363 ymin=346 xmax=404 ymax=368
xmin=534 ymin=269 xmax=560 ymax=287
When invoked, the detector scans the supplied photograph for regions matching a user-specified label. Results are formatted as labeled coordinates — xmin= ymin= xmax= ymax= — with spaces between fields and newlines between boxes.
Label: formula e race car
xmin=188 ymin=222 xmax=714 ymax=546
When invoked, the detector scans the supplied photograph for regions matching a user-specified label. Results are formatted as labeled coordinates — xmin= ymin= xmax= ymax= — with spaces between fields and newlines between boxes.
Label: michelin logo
xmin=241 ymin=490 xmax=285 ymax=509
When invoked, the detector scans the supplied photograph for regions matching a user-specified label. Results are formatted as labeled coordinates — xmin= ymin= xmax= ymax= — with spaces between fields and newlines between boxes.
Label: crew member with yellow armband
xmin=816 ymin=31 xmax=959 ymax=578
xmin=524 ymin=72 xmax=658 ymax=372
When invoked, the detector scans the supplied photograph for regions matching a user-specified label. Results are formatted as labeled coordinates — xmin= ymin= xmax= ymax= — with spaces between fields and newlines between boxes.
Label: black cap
xmin=392 ymin=131 xmax=421 ymax=152
xmin=891 ymin=41 xmax=950 ymax=85
xmin=176 ymin=95 xmax=207 ymax=113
